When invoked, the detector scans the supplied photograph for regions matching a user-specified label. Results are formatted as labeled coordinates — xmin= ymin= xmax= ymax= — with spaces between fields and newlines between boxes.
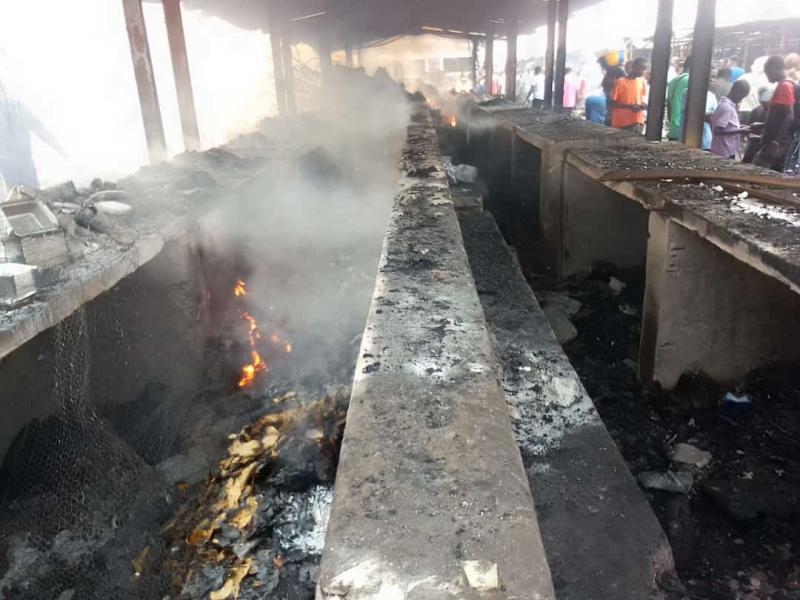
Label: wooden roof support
xmin=163 ymin=0 xmax=201 ymax=152
xmin=122 ymin=0 xmax=167 ymax=164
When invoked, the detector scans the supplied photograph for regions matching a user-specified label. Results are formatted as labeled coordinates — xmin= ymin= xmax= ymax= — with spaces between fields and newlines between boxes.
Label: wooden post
xmin=485 ymin=22 xmax=494 ymax=94
xmin=554 ymin=0 xmax=569 ymax=110
xmin=122 ymin=0 xmax=167 ymax=164
xmin=683 ymin=0 xmax=715 ymax=149
xmin=505 ymin=18 xmax=519 ymax=101
xmin=645 ymin=0 xmax=674 ymax=141
xmin=345 ymin=43 xmax=354 ymax=68
xmin=267 ymin=0 xmax=287 ymax=115
xmin=543 ymin=0 xmax=557 ymax=109
xmin=163 ymin=0 xmax=201 ymax=151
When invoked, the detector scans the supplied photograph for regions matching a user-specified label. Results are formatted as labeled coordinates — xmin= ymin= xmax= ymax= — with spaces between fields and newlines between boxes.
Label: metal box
xmin=0 ymin=199 xmax=69 ymax=267
xmin=0 ymin=263 xmax=37 ymax=307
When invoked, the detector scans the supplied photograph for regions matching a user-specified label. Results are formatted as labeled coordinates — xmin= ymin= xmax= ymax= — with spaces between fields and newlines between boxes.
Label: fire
xmin=448 ymin=115 xmax=457 ymax=128
xmin=232 ymin=279 xmax=293 ymax=390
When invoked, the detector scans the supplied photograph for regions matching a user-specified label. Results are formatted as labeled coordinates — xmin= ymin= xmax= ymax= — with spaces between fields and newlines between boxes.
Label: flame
xmin=448 ymin=115 xmax=457 ymax=128
xmin=233 ymin=279 xmax=293 ymax=390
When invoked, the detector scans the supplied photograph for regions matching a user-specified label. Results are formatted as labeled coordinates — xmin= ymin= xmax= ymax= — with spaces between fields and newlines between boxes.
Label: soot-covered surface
xmin=530 ymin=265 xmax=800 ymax=600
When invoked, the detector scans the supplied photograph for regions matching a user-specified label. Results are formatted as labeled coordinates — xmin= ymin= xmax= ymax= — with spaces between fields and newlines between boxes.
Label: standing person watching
xmin=608 ymin=58 xmax=648 ymax=134
xmin=710 ymin=79 xmax=750 ymax=159
xmin=666 ymin=57 xmax=691 ymax=140
xmin=753 ymin=56 xmax=796 ymax=172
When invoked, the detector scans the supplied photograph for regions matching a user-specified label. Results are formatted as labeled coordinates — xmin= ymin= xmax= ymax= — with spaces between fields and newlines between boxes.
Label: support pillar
xmin=543 ymin=0 xmax=557 ymax=109
xmin=639 ymin=212 xmax=800 ymax=388
xmin=553 ymin=0 xmax=569 ymax=110
xmin=484 ymin=23 xmax=494 ymax=94
xmin=471 ymin=37 xmax=479 ymax=91
xmin=344 ymin=44 xmax=354 ymax=68
xmin=267 ymin=1 xmax=287 ymax=115
xmin=505 ymin=19 xmax=519 ymax=101
xmin=645 ymin=0 xmax=674 ymax=141
xmin=122 ymin=0 xmax=167 ymax=164
xmin=163 ymin=0 xmax=201 ymax=152
xmin=282 ymin=29 xmax=297 ymax=114
xmin=683 ymin=0 xmax=715 ymax=149
xmin=318 ymin=25 xmax=332 ymax=78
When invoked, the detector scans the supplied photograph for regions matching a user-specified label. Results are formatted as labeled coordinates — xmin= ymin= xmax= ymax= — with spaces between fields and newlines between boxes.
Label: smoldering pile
xmin=161 ymin=391 xmax=347 ymax=600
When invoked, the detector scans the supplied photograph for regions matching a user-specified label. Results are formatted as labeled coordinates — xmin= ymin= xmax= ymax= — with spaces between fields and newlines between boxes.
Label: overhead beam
xmin=645 ymin=0 xmax=674 ymax=141
xmin=543 ymin=0 xmax=556 ymax=109
xmin=122 ymin=0 xmax=167 ymax=164
xmin=553 ymin=0 xmax=569 ymax=110
xmin=163 ymin=0 xmax=201 ymax=152
xmin=683 ymin=0 xmax=715 ymax=149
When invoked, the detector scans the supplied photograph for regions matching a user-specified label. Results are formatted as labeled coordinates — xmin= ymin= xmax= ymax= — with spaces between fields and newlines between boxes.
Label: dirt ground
xmin=525 ymin=263 xmax=800 ymax=600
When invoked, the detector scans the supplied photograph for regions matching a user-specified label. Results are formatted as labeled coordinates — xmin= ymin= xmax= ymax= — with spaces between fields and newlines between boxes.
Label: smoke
xmin=0 ymin=0 xmax=278 ymax=187
xmin=210 ymin=67 xmax=411 ymax=394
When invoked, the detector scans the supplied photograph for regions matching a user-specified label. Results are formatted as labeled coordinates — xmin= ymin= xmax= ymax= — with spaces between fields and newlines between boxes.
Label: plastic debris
xmin=671 ymin=443 xmax=712 ymax=469
xmin=462 ymin=560 xmax=499 ymax=591
xmin=638 ymin=470 xmax=694 ymax=494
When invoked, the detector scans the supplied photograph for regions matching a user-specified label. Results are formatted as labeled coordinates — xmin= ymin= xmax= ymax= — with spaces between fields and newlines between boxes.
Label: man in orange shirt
xmin=609 ymin=58 xmax=648 ymax=134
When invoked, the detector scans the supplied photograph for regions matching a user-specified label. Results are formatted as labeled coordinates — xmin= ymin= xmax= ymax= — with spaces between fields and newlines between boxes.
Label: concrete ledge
xmin=319 ymin=105 xmax=555 ymax=599
xmin=458 ymin=210 xmax=675 ymax=599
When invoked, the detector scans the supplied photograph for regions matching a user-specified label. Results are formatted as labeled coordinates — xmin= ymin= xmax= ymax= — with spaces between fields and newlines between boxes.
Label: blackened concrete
xmin=459 ymin=209 xmax=676 ymax=599
xmin=319 ymin=104 xmax=555 ymax=599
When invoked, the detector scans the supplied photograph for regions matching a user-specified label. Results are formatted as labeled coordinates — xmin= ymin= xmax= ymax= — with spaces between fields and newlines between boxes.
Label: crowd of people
xmin=526 ymin=51 xmax=800 ymax=174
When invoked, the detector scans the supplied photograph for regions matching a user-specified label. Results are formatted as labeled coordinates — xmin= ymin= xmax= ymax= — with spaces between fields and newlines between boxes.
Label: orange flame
xmin=448 ymin=115 xmax=457 ymax=128
xmin=233 ymin=279 xmax=292 ymax=390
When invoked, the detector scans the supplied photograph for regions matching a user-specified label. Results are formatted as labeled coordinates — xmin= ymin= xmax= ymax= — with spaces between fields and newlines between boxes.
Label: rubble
xmin=670 ymin=443 xmax=712 ymax=470
xmin=0 ymin=263 xmax=37 ymax=307
xmin=542 ymin=303 xmax=578 ymax=345
xmin=638 ymin=470 xmax=694 ymax=495
xmin=164 ymin=392 xmax=347 ymax=600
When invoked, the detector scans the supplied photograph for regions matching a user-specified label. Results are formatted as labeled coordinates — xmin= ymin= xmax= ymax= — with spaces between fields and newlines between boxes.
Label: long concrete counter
xmin=468 ymin=105 xmax=644 ymax=271
xmin=467 ymin=104 xmax=800 ymax=389
xmin=319 ymin=104 xmax=556 ymax=599
xmin=565 ymin=144 xmax=800 ymax=389
xmin=459 ymin=210 xmax=675 ymax=599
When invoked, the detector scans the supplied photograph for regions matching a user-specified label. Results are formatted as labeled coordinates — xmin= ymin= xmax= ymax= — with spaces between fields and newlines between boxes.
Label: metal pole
xmin=645 ymin=0 xmax=674 ymax=141
xmin=163 ymin=0 xmax=201 ymax=151
xmin=543 ymin=0 xmax=556 ymax=109
xmin=683 ymin=0 xmax=715 ymax=149
xmin=485 ymin=22 xmax=494 ymax=94
xmin=281 ymin=14 xmax=297 ymax=115
xmin=554 ymin=0 xmax=569 ymax=110
xmin=122 ymin=0 xmax=167 ymax=164
xmin=471 ymin=37 xmax=479 ymax=90
xmin=318 ymin=19 xmax=332 ymax=78
xmin=505 ymin=18 xmax=519 ymax=101
xmin=267 ymin=0 xmax=287 ymax=115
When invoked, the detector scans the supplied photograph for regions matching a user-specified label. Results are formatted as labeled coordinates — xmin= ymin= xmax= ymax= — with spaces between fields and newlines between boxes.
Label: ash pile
xmin=164 ymin=392 xmax=347 ymax=600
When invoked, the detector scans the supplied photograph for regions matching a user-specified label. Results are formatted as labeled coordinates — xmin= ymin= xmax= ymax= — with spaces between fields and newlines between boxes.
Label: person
xmin=0 ymin=79 xmax=66 ymax=188
xmin=666 ymin=57 xmax=691 ymax=140
xmin=562 ymin=67 xmax=577 ymax=115
xmin=527 ymin=66 xmax=545 ymax=109
xmin=584 ymin=91 xmax=607 ymax=124
xmin=710 ymin=79 xmax=750 ymax=159
xmin=729 ymin=57 xmax=745 ymax=82
xmin=609 ymin=57 xmax=648 ymax=133
xmin=783 ymin=54 xmax=800 ymax=173
xmin=599 ymin=52 xmax=626 ymax=127
xmin=710 ymin=67 xmax=733 ymax=101
xmin=743 ymin=86 xmax=774 ymax=163
xmin=753 ymin=55 xmax=796 ymax=171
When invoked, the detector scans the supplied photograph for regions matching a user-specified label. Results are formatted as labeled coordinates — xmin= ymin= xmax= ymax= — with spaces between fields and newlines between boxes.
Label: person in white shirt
xmin=527 ymin=66 xmax=546 ymax=109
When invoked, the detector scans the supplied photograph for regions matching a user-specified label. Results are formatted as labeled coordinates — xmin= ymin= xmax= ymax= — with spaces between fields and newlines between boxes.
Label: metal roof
xmin=179 ymin=0 xmax=601 ymax=47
